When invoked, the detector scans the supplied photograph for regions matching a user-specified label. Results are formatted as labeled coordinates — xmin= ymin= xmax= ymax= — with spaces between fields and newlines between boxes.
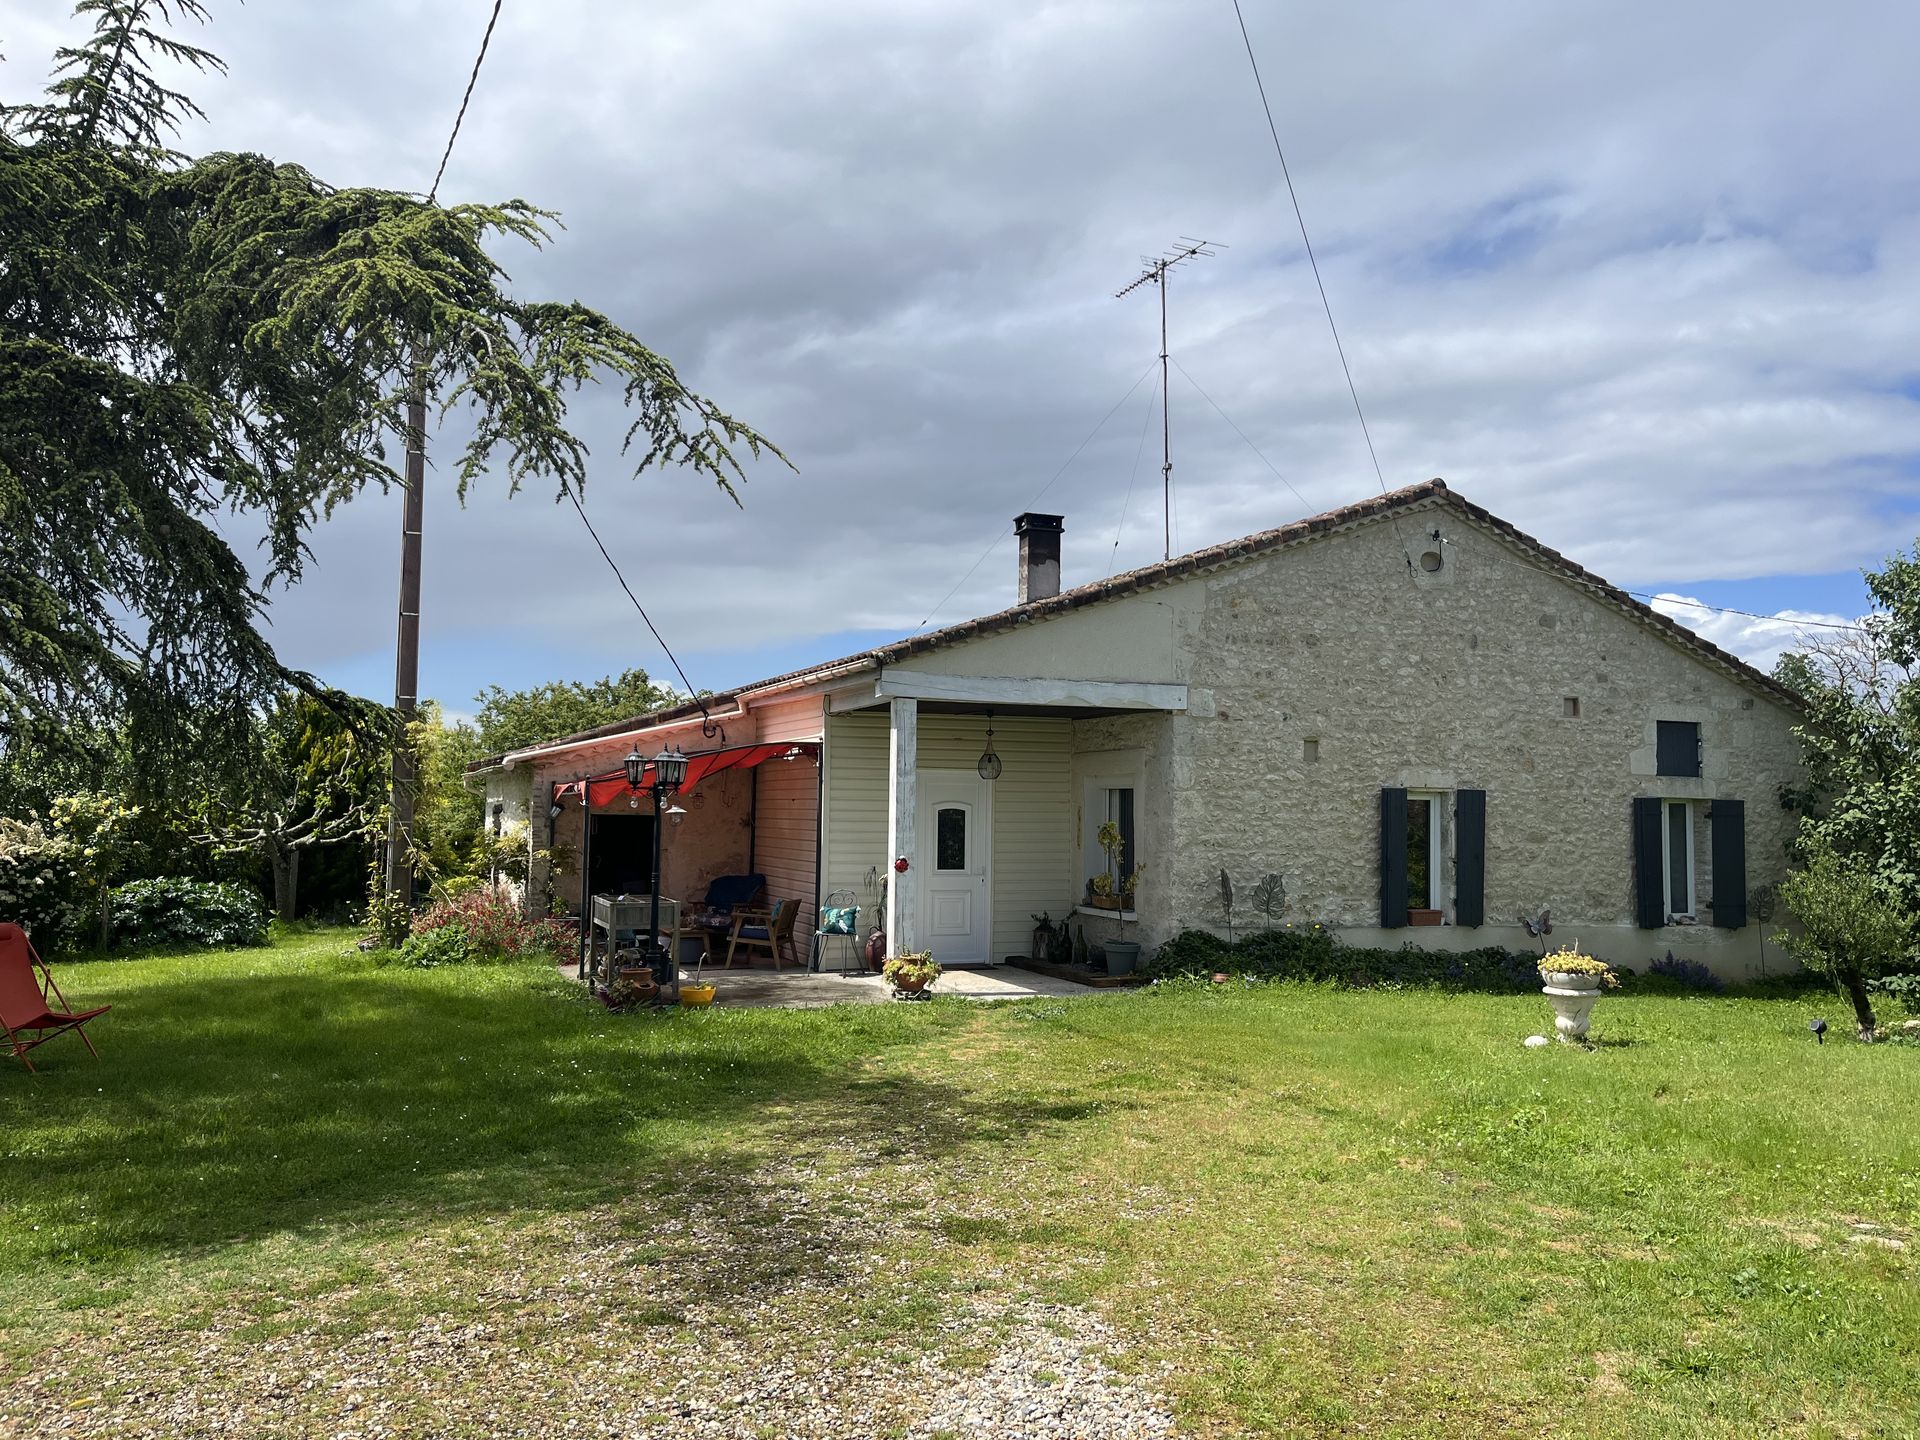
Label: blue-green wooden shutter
xmin=1710 ymin=798 xmax=1746 ymax=928
xmin=1632 ymin=797 xmax=1664 ymax=929
xmin=1656 ymin=720 xmax=1702 ymax=777
xmin=1454 ymin=789 xmax=1486 ymax=927
xmin=1380 ymin=788 xmax=1408 ymax=928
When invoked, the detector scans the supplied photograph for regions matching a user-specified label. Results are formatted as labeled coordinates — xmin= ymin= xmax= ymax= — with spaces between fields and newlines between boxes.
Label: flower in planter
xmin=882 ymin=950 xmax=941 ymax=990
xmin=1538 ymin=944 xmax=1618 ymax=990
xmin=1089 ymin=872 xmax=1115 ymax=898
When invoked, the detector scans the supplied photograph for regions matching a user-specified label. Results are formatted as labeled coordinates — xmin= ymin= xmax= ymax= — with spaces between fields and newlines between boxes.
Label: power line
xmin=428 ymin=0 xmax=504 ymax=204
xmin=918 ymin=358 xmax=1160 ymax=629
xmin=1228 ymin=0 xmax=1416 ymax=574
xmin=564 ymin=490 xmax=706 ymax=699
xmin=1169 ymin=355 xmax=1314 ymax=516
xmin=1626 ymin=591 xmax=1869 ymax=634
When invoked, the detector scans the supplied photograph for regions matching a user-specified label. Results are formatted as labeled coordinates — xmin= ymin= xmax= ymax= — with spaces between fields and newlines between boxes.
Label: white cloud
xmin=1647 ymin=595 xmax=1862 ymax=673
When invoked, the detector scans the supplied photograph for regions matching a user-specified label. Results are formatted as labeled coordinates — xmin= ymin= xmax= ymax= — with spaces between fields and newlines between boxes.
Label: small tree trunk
xmin=1842 ymin=969 xmax=1878 ymax=1042
xmin=97 ymin=880 xmax=111 ymax=949
xmin=269 ymin=842 xmax=297 ymax=923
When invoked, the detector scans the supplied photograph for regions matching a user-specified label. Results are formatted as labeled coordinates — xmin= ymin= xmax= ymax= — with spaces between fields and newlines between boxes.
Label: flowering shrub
xmin=1647 ymin=951 xmax=1726 ymax=993
xmin=408 ymin=887 xmax=570 ymax=962
xmin=0 ymin=817 xmax=91 ymax=952
xmin=108 ymin=877 xmax=269 ymax=950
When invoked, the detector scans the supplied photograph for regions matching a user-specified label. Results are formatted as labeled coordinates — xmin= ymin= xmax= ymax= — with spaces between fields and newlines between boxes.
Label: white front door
xmin=917 ymin=770 xmax=992 ymax=967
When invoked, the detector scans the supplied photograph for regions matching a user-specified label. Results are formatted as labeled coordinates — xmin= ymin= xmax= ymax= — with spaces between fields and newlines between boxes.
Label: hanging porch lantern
xmin=976 ymin=711 xmax=1002 ymax=781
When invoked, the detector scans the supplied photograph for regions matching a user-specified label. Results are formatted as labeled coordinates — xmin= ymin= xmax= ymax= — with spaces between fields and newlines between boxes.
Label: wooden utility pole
xmin=383 ymin=374 xmax=427 ymax=900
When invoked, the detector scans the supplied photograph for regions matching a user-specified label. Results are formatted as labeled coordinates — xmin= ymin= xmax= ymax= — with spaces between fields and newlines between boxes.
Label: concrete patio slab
xmin=566 ymin=961 xmax=1098 ymax=1009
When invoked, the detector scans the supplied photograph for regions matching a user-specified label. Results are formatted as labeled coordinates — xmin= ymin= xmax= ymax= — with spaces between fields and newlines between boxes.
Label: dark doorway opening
xmin=588 ymin=813 xmax=655 ymax=897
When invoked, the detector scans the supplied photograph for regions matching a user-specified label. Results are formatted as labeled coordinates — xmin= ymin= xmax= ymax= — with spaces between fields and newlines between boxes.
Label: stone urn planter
xmin=1538 ymin=947 xmax=1612 ymax=1042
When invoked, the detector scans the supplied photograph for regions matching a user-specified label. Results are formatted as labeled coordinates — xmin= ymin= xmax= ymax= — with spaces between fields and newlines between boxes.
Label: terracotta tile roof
xmin=470 ymin=478 xmax=1800 ymax=772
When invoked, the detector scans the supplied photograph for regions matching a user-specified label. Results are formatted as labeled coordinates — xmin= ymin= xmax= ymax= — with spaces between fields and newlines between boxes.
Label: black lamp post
xmin=631 ymin=743 xmax=689 ymax=985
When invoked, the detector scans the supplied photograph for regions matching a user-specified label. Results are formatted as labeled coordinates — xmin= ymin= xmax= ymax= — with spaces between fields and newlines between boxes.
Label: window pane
xmin=1107 ymin=787 xmax=1136 ymax=880
xmin=936 ymin=807 xmax=967 ymax=871
xmin=1667 ymin=802 xmax=1689 ymax=913
xmin=1406 ymin=797 xmax=1433 ymax=909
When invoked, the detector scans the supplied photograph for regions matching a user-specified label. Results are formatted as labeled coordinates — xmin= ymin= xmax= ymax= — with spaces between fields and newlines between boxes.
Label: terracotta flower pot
xmin=1408 ymin=908 xmax=1444 ymax=926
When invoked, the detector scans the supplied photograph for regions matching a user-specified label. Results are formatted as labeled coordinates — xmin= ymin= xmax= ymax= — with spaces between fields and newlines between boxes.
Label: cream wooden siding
xmin=753 ymin=695 xmax=827 ymax=744
xmin=821 ymin=709 xmax=1074 ymax=961
xmin=822 ymin=711 xmax=890 ymax=923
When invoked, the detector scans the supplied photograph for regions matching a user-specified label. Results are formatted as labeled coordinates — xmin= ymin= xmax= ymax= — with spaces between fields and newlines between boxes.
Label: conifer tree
xmin=0 ymin=1 xmax=781 ymax=788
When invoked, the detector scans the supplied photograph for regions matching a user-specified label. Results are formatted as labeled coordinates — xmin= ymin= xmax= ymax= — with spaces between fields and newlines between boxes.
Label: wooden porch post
xmin=886 ymin=696 xmax=918 ymax=957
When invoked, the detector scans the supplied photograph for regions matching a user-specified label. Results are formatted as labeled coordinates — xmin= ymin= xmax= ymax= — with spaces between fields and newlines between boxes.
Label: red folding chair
xmin=0 ymin=923 xmax=110 ymax=1073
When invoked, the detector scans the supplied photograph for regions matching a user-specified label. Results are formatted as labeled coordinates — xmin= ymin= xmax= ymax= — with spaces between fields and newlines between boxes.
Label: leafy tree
xmin=48 ymin=790 xmax=143 ymax=946
xmin=1775 ymin=542 xmax=1920 ymax=909
xmin=408 ymin=703 xmax=487 ymax=891
xmin=1773 ymin=840 xmax=1915 ymax=1041
xmin=472 ymin=669 xmax=679 ymax=755
xmin=1 ymin=1 xmax=781 ymax=788
xmin=191 ymin=693 xmax=385 ymax=920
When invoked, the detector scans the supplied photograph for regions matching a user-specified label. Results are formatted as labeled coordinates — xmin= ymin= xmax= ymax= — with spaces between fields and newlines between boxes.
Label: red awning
xmin=555 ymin=741 xmax=819 ymax=810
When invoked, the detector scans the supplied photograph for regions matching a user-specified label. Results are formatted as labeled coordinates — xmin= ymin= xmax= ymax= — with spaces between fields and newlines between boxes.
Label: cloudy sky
xmin=10 ymin=1 xmax=1918 ymax=713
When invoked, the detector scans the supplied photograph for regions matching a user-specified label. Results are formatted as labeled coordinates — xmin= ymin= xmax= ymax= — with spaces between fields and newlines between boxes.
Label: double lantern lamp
xmin=624 ymin=743 xmax=691 ymax=983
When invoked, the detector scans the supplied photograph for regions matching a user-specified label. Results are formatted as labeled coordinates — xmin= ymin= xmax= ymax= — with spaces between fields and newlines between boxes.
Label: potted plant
xmin=679 ymin=945 xmax=716 ymax=1008
xmin=1538 ymin=944 xmax=1615 ymax=1042
xmin=615 ymin=963 xmax=660 ymax=1006
xmin=883 ymin=949 xmax=940 ymax=998
xmin=1086 ymin=821 xmax=1127 ymax=910
xmin=1105 ymin=865 xmax=1144 ymax=976
xmin=602 ymin=976 xmax=653 ymax=1012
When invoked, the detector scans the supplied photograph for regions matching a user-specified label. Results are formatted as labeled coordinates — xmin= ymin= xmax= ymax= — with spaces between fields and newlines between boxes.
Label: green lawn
xmin=3 ymin=928 xmax=1916 ymax=1437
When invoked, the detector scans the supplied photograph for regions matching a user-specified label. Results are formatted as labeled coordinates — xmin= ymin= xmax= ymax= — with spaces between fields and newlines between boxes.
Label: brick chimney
xmin=1014 ymin=512 xmax=1064 ymax=604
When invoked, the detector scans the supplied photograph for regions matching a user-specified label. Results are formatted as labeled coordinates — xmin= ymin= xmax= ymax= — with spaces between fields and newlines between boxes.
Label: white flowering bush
xmin=0 ymin=817 xmax=91 ymax=951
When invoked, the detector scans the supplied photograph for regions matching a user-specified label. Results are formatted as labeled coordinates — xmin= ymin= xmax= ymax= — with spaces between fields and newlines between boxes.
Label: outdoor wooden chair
xmin=724 ymin=898 xmax=801 ymax=969
xmin=1 ymin=923 xmax=110 ymax=1073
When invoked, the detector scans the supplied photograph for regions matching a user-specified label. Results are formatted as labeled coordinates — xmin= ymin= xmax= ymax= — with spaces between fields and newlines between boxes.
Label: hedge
xmin=1146 ymin=926 xmax=1541 ymax=993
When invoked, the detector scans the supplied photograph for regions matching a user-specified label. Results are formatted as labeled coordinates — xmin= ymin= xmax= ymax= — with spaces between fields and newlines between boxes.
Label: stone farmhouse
xmin=468 ymin=480 xmax=1805 ymax=978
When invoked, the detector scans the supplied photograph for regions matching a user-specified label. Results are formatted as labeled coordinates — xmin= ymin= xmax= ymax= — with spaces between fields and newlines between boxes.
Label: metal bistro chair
xmin=812 ymin=890 xmax=862 ymax=976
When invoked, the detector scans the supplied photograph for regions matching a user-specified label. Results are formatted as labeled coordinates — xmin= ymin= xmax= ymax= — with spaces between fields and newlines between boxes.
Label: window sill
xmin=1073 ymin=904 xmax=1137 ymax=922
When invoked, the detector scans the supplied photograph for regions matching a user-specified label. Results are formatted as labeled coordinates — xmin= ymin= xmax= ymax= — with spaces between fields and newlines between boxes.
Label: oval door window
xmin=935 ymin=806 xmax=967 ymax=871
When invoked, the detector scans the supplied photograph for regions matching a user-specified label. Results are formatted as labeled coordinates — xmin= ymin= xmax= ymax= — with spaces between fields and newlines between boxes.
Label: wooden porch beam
xmin=870 ymin=672 xmax=1188 ymax=711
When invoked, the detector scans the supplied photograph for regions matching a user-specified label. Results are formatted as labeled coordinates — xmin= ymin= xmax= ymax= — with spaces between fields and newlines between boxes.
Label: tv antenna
xmin=1116 ymin=237 xmax=1222 ymax=560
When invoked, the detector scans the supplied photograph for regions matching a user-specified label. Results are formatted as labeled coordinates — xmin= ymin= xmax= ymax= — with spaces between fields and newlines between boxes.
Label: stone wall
xmin=1150 ymin=499 xmax=1804 ymax=978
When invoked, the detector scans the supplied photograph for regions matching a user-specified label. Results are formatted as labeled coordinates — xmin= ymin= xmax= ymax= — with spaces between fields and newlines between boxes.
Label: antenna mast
xmin=1116 ymin=237 xmax=1221 ymax=560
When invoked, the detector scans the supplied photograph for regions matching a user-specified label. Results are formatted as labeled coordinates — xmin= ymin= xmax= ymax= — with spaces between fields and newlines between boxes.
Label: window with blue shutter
xmin=1632 ymin=797 xmax=1665 ymax=928
xmin=1656 ymin=720 xmax=1702 ymax=777
xmin=1379 ymin=788 xmax=1409 ymax=927
xmin=1454 ymin=790 xmax=1486 ymax=927
xmin=1710 ymin=799 xmax=1747 ymax=928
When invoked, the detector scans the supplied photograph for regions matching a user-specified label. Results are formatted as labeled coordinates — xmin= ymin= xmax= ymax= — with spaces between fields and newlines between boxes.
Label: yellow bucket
xmin=679 ymin=982 xmax=717 ymax=1007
